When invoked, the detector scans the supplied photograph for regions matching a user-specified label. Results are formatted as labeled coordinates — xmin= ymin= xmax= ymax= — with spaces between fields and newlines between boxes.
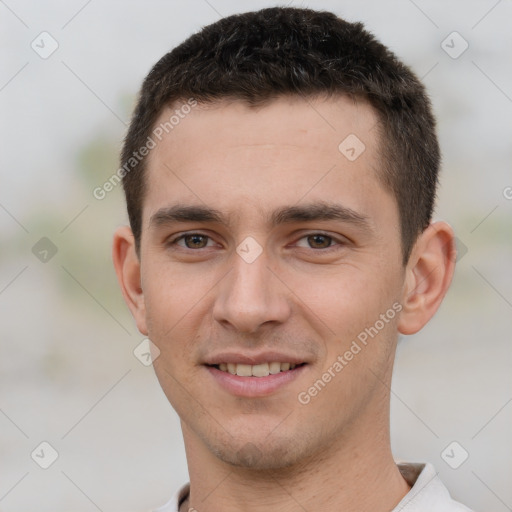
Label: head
xmin=113 ymin=7 xmax=455 ymax=470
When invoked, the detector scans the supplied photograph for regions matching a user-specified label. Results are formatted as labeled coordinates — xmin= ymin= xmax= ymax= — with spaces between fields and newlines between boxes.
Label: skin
xmin=113 ymin=96 xmax=456 ymax=512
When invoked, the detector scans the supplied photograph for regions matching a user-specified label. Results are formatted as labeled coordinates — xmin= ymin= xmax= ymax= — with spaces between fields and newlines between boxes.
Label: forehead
xmin=148 ymin=95 xmax=378 ymax=166
xmin=142 ymin=96 xmax=395 ymax=231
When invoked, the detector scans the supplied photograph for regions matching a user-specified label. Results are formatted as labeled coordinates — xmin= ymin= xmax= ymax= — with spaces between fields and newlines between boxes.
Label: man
xmin=113 ymin=7 xmax=473 ymax=512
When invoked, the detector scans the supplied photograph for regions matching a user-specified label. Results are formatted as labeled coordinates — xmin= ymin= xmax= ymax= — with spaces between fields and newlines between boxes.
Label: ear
xmin=397 ymin=221 xmax=456 ymax=335
xmin=112 ymin=225 xmax=148 ymax=335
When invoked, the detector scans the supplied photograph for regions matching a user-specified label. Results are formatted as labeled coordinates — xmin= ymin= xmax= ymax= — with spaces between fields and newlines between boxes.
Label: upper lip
xmin=203 ymin=351 xmax=308 ymax=366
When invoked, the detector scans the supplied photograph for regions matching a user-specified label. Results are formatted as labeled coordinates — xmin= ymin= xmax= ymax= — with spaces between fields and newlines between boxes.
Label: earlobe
xmin=397 ymin=221 xmax=456 ymax=335
xmin=112 ymin=226 xmax=148 ymax=335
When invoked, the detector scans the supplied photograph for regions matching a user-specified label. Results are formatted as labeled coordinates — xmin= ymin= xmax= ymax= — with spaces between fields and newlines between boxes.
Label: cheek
xmin=296 ymin=271 xmax=400 ymax=419
xmin=142 ymin=257 xmax=213 ymax=323
xmin=291 ymin=263 xmax=401 ymax=339
xmin=142 ymin=262 xmax=211 ymax=410
xmin=142 ymin=263 xmax=196 ymax=357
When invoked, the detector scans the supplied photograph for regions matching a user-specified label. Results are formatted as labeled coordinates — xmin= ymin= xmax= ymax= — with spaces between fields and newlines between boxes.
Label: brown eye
xmin=183 ymin=234 xmax=209 ymax=249
xmin=306 ymin=234 xmax=333 ymax=249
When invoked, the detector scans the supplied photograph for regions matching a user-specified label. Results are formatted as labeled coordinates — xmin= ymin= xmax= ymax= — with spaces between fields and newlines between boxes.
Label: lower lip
xmin=205 ymin=365 xmax=307 ymax=397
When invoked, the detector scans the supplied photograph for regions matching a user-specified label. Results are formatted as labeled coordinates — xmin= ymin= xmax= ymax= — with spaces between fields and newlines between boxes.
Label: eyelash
xmin=167 ymin=232 xmax=345 ymax=252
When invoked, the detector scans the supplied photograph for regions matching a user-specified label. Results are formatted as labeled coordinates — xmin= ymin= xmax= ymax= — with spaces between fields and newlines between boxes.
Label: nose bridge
xmin=213 ymin=248 xmax=289 ymax=333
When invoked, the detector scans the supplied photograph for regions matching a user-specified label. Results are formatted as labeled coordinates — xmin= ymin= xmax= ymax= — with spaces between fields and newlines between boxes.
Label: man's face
xmin=138 ymin=96 xmax=406 ymax=469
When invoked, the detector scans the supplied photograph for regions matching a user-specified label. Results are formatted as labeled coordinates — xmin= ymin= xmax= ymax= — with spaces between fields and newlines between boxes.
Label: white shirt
xmin=153 ymin=462 xmax=474 ymax=512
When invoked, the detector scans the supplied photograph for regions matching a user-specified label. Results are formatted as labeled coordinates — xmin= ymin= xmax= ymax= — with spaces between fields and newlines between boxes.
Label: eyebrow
xmin=149 ymin=201 xmax=372 ymax=232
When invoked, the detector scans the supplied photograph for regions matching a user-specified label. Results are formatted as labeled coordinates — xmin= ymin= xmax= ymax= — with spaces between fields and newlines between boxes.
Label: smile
xmin=211 ymin=362 xmax=304 ymax=377
xmin=206 ymin=362 xmax=308 ymax=397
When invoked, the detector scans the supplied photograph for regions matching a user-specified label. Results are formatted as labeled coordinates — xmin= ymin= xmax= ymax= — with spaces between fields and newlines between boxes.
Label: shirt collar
xmin=155 ymin=461 xmax=469 ymax=512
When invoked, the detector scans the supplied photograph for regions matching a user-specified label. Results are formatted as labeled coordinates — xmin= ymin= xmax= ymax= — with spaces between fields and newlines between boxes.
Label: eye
xmin=170 ymin=233 xmax=215 ymax=249
xmin=295 ymin=233 xmax=344 ymax=250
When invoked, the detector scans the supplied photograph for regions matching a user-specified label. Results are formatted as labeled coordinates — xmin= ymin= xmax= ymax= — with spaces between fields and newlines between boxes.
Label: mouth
xmin=205 ymin=361 xmax=308 ymax=397
xmin=208 ymin=362 xmax=306 ymax=377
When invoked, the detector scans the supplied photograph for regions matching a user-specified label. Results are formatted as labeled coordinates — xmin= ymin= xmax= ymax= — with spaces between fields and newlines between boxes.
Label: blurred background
xmin=1 ymin=0 xmax=511 ymax=510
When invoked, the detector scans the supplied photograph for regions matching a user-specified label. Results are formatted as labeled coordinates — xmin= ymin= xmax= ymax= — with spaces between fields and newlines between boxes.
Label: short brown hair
xmin=121 ymin=6 xmax=440 ymax=264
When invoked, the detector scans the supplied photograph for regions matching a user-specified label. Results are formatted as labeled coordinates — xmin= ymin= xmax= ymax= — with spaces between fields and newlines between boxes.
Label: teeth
xmin=236 ymin=364 xmax=252 ymax=377
xmin=251 ymin=363 xmax=269 ymax=377
xmin=216 ymin=362 xmax=300 ymax=377
xmin=269 ymin=362 xmax=281 ymax=374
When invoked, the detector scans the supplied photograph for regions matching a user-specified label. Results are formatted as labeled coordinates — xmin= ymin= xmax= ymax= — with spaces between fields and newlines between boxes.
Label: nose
xmin=212 ymin=249 xmax=291 ymax=334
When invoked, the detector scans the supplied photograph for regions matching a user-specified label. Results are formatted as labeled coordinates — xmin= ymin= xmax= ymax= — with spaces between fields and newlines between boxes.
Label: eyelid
xmin=292 ymin=231 xmax=348 ymax=250
xmin=167 ymin=231 xmax=218 ymax=248
xmin=167 ymin=230 xmax=349 ymax=250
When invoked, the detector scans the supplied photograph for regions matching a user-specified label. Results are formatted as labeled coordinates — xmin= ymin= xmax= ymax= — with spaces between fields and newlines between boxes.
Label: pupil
xmin=187 ymin=235 xmax=206 ymax=248
xmin=310 ymin=235 xmax=330 ymax=248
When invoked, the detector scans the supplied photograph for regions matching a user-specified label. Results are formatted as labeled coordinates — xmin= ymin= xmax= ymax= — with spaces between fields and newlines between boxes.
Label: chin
xmin=207 ymin=434 xmax=308 ymax=471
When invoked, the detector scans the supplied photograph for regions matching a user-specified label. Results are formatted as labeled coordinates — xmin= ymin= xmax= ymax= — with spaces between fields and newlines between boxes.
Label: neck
xmin=179 ymin=403 xmax=410 ymax=512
